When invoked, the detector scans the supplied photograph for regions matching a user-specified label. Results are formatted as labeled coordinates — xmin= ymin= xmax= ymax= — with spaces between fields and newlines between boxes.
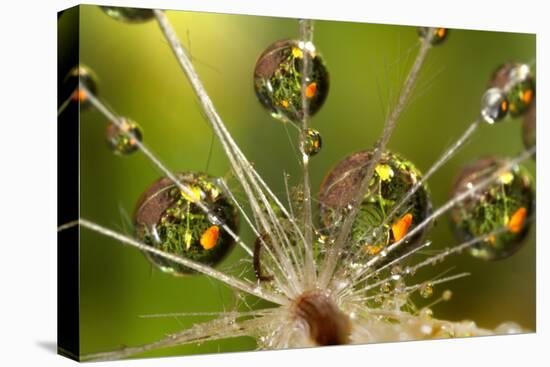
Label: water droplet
xmin=450 ymin=157 xmax=534 ymax=260
xmin=480 ymin=88 xmax=508 ymax=124
xmin=488 ymin=63 xmax=535 ymax=117
xmin=318 ymin=150 xmax=433 ymax=263
xmin=380 ymin=281 xmax=393 ymax=293
xmin=100 ymin=6 xmax=155 ymax=22
xmin=134 ymin=172 xmax=239 ymax=275
xmin=419 ymin=282 xmax=434 ymax=298
xmin=303 ymin=128 xmax=322 ymax=156
xmin=253 ymin=39 xmax=329 ymax=124
xmin=417 ymin=27 xmax=448 ymax=45
xmin=442 ymin=289 xmax=453 ymax=301
xmin=106 ymin=117 xmax=143 ymax=155
xmin=62 ymin=64 xmax=98 ymax=110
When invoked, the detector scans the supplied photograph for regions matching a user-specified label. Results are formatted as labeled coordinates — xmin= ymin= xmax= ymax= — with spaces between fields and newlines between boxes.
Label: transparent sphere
xmin=417 ymin=27 xmax=448 ymax=45
xmin=449 ymin=156 xmax=534 ymax=261
xmin=134 ymin=172 xmax=239 ymax=275
xmin=253 ymin=39 xmax=329 ymax=124
xmin=480 ymin=88 xmax=508 ymax=124
xmin=105 ymin=117 xmax=143 ymax=155
xmin=63 ymin=65 xmax=98 ymax=109
xmin=488 ymin=63 xmax=535 ymax=117
xmin=303 ymin=128 xmax=322 ymax=157
xmin=100 ymin=6 xmax=155 ymax=23
xmin=318 ymin=150 xmax=432 ymax=258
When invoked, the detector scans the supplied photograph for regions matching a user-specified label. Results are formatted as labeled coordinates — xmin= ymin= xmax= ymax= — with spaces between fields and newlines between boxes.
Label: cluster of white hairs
xmin=59 ymin=9 xmax=535 ymax=361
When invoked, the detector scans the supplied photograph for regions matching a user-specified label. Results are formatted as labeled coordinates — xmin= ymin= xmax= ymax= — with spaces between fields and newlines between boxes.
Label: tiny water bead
xmin=100 ymin=6 xmax=155 ymax=23
xmin=480 ymin=88 xmax=508 ymax=124
xmin=449 ymin=156 xmax=534 ymax=261
xmin=417 ymin=27 xmax=448 ymax=45
xmin=488 ymin=63 xmax=535 ymax=117
xmin=253 ymin=39 xmax=329 ymax=123
xmin=134 ymin=172 xmax=239 ymax=275
xmin=442 ymin=289 xmax=453 ymax=302
xmin=105 ymin=117 xmax=143 ymax=155
xmin=303 ymin=128 xmax=322 ymax=156
xmin=318 ymin=150 xmax=432 ymax=258
xmin=63 ymin=65 xmax=98 ymax=109
xmin=419 ymin=282 xmax=434 ymax=299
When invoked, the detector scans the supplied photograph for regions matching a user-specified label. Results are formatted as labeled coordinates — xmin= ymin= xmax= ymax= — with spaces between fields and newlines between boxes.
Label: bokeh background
xmin=58 ymin=5 xmax=536 ymax=359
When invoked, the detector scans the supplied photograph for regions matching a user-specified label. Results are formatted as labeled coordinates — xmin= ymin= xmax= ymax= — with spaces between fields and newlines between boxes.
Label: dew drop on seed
xmin=318 ymin=150 xmax=433 ymax=263
xmin=62 ymin=64 xmax=98 ymax=110
xmin=417 ymin=27 xmax=448 ymax=45
xmin=480 ymin=88 xmax=508 ymax=124
xmin=303 ymin=128 xmax=322 ymax=156
xmin=106 ymin=117 xmax=143 ymax=155
xmin=253 ymin=39 xmax=329 ymax=124
xmin=488 ymin=63 xmax=535 ymax=117
xmin=380 ymin=281 xmax=393 ymax=293
xmin=133 ymin=172 xmax=239 ymax=275
xmin=442 ymin=289 xmax=453 ymax=301
xmin=100 ymin=6 xmax=155 ymax=23
xmin=419 ymin=282 xmax=434 ymax=299
xmin=449 ymin=156 xmax=534 ymax=261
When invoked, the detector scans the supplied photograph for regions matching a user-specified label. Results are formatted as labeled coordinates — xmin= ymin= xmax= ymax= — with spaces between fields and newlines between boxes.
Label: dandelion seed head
xmin=65 ymin=10 xmax=535 ymax=360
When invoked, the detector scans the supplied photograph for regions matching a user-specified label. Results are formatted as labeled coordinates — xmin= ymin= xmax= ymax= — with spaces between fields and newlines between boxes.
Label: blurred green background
xmin=58 ymin=5 xmax=536 ymax=358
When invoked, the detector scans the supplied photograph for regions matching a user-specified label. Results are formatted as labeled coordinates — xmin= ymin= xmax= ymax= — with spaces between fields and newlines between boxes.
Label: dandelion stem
xmin=299 ymin=18 xmax=317 ymax=288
